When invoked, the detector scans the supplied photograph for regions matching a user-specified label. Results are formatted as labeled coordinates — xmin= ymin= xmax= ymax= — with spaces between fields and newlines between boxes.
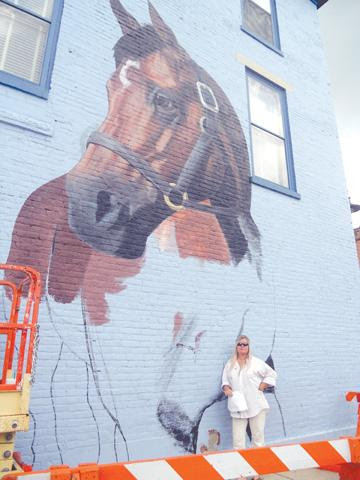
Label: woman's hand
xmin=223 ymin=385 xmax=233 ymax=397
xmin=258 ymin=382 xmax=269 ymax=392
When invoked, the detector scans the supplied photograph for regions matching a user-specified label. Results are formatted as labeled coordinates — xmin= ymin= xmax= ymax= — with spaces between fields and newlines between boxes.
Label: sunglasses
xmin=237 ymin=343 xmax=249 ymax=347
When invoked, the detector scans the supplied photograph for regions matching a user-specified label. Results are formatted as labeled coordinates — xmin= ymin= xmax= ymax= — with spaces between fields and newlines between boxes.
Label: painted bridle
xmin=87 ymin=79 xmax=240 ymax=217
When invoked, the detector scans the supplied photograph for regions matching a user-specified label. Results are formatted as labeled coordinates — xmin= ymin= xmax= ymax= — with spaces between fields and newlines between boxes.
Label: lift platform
xmin=0 ymin=265 xmax=41 ymax=477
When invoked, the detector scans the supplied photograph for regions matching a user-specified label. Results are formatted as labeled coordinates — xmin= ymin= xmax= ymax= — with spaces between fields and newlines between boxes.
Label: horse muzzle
xmin=65 ymin=173 xmax=172 ymax=258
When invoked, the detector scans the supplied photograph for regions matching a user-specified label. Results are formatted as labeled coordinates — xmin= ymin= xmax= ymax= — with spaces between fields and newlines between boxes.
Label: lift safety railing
xmin=0 ymin=265 xmax=41 ymax=391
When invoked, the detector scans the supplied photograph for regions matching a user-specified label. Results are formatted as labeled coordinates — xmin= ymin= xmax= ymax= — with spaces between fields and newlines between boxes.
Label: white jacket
xmin=222 ymin=355 xmax=277 ymax=418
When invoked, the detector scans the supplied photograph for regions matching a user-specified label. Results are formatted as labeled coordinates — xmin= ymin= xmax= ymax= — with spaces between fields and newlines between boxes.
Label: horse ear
xmin=110 ymin=0 xmax=140 ymax=35
xmin=148 ymin=1 xmax=179 ymax=46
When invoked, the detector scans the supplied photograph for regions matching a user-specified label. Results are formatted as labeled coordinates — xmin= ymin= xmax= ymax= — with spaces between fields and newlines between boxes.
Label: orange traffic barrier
xmin=3 ymin=436 xmax=360 ymax=480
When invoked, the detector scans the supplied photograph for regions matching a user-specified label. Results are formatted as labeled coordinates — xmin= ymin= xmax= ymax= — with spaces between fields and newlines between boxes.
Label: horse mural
xmin=5 ymin=0 xmax=267 ymax=465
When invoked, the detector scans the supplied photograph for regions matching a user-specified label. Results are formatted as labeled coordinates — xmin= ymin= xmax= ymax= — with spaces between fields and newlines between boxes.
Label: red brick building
xmin=354 ymin=228 xmax=360 ymax=264
xmin=351 ymin=204 xmax=360 ymax=264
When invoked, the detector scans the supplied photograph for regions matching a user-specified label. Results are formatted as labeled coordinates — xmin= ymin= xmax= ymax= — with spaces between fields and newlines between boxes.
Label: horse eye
xmin=154 ymin=92 xmax=178 ymax=115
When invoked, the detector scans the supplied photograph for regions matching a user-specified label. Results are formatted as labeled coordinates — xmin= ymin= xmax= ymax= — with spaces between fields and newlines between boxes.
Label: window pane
xmin=5 ymin=0 xmax=54 ymax=19
xmin=248 ymin=75 xmax=284 ymax=137
xmin=243 ymin=0 xmax=274 ymax=45
xmin=0 ymin=4 xmax=49 ymax=83
xmin=252 ymin=126 xmax=288 ymax=187
xmin=251 ymin=0 xmax=271 ymax=13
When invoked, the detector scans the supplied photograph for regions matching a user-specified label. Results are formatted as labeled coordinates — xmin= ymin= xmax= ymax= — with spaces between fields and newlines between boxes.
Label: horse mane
xmin=188 ymin=64 xmax=261 ymax=271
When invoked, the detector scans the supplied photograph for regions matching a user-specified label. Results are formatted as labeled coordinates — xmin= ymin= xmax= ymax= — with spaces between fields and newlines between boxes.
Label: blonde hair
xmin=229 ymin=335 xmax=251 ymax=369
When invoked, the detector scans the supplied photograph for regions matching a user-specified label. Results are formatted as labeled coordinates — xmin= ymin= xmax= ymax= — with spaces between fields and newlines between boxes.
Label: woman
xmin=222 ymin=335 xmax=277 ymax=464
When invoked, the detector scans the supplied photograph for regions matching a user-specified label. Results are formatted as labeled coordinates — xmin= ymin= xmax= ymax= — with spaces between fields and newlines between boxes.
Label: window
xmin=247 ymin=69 xmax=298 ymax=197
xmin=241 ymin=0 xmax=280 ymax=51
xmin=0 ymin=0 xmax=63 ymax=98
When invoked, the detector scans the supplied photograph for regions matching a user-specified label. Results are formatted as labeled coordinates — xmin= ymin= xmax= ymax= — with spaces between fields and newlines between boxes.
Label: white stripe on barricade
xmin=271 ymin=444 xmax=319 ymax=471
xmin=125 ymin=459 xmax=183 ymax=480
xmin=329 ymin=438 xmax=351 ymax=462
xmin=204 ymin=451 xmax=258 ymax=478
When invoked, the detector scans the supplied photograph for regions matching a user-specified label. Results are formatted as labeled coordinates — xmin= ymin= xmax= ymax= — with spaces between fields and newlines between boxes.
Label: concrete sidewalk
xmin=263 ymin=468 xmax=339 ymax=479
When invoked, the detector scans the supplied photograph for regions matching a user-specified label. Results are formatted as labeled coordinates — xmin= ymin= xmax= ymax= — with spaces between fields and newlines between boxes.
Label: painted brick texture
xmin=0 ymin=0 xmax=360 ymax=471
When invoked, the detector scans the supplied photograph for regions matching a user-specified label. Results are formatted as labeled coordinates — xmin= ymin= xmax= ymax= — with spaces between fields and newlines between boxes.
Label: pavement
xmin=262 ymin=468 xmax=339 ymax=479
xmin=230 ymin=468 xmax=339 ymax=479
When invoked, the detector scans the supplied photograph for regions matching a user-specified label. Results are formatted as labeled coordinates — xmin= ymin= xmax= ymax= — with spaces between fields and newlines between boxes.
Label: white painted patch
xmin=125 ymin=459 xmax=183 ymax=480
xmin=19 ymin=474 xmax=50 ymax=480
xmin=119 ymin=59 xmax=140 ymax=88
xmin=204 ymin=451 xmax=258 ymax=478
xmin=271 ymin=444 xmax=319 ymax=471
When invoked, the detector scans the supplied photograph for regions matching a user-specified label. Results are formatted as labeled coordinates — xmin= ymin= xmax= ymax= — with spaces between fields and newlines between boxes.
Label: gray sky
xmin=318 ymin=0 xmax=360 ymax=227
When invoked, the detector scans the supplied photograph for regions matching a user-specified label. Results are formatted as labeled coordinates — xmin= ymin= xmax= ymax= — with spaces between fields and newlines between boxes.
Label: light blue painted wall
xmin=0 ymin=0 xmax=359 ymax=470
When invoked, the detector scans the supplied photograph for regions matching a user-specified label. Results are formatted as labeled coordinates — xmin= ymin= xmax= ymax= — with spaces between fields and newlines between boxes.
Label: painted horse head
xmin=66 ymin=0 xmax=261 ymax=268
xmin=6 ymin=0 xmax=261 ymax=322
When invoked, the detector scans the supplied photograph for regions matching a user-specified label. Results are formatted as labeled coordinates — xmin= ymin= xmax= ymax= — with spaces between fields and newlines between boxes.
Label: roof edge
xmin=311 ymin=0 xmax=328 ymax=8
xmin=351 ymin=203 xmax=360 ymax=214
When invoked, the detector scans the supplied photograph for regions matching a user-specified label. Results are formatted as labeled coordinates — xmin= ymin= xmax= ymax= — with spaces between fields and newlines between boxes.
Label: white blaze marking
xmin=119 ymin=59 xmax=140 ymax=88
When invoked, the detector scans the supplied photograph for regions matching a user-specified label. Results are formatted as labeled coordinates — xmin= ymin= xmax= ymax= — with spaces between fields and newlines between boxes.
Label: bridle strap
xmin=87 ymin=131 xmax=171 ymax=195
xmin=87 ymin=130 xmax=240 ymax=217
xmin=174 ymin=112 xmax=216 ymax=193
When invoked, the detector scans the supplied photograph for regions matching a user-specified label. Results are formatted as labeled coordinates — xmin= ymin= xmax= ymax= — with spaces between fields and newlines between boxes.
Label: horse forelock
xmin=113 ymin=25 xmax=165 ymax=68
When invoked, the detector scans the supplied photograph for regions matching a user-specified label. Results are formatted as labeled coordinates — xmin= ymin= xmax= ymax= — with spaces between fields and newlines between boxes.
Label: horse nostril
xmin=96 ymin=190 xmax=113 ymax=223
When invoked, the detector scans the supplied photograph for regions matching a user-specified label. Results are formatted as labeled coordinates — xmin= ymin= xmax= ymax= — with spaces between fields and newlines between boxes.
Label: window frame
xmin=246 ymin=68 xmax=299 ymax=199
xmin=241 ymin=0 xmax=282 ymax=55
xmin=0 ymin=0 xmax=64 ymax=99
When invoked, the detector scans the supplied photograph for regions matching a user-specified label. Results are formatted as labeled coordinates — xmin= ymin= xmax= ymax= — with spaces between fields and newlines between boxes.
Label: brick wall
xmin=1 ymin=0 xmax=360 ymax=470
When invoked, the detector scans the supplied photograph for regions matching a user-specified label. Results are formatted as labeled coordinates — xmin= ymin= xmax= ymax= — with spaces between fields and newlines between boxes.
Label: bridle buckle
xmin=163 ymin=183 xmax=188 ymax=211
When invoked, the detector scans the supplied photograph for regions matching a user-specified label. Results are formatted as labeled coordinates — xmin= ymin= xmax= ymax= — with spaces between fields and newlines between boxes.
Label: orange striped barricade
xmin=3 ymin=436 xmax=359 ymax=480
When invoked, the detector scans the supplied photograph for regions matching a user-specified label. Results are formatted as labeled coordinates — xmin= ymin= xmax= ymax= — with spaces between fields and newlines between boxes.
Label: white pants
xmin=232 ymin=409 xmax=267 ymax=449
